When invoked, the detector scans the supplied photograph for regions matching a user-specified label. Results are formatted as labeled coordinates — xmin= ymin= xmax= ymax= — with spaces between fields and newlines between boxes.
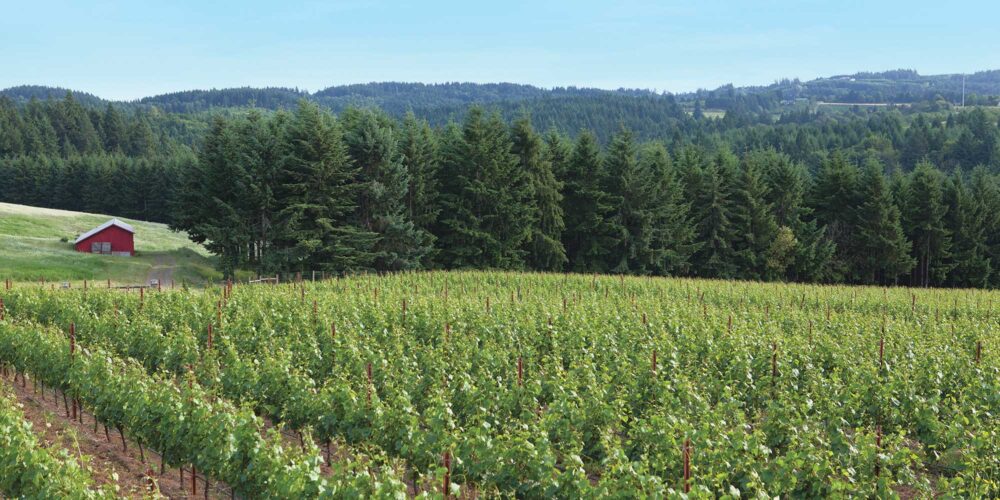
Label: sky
xmin=2 ymin=0 xmax=998 ymax=101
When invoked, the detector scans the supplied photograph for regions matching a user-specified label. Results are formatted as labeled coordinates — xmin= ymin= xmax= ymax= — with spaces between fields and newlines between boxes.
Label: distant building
xmin=74 ymin=219 xmax=135 ymax=256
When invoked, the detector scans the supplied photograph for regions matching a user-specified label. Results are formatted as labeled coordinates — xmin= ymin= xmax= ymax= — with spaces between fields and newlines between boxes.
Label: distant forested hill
xmin=690 ymin=69 xmax=1000 ymax=107
xmin=1 ymin=85 xmax=107 ymax=107
xmin=4 ymin=69 xmax=999 ymax=143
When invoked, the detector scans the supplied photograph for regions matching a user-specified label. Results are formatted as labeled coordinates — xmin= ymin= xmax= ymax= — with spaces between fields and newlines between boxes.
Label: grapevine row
xmin=0 ymin=320 xmax=408 ymax=499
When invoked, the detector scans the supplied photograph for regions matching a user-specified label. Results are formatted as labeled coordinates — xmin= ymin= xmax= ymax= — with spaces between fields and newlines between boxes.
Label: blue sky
xmin=2 ymin=0 xmax=998 ymax=100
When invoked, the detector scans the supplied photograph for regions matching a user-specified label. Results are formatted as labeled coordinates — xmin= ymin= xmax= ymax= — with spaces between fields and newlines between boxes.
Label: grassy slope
xmin=0 ymin=203 xmax=220 ymax=284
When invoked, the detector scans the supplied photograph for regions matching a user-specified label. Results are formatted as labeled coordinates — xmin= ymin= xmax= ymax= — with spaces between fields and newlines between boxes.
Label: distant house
xmin=74 ymin=219 xmax=135 ymax=256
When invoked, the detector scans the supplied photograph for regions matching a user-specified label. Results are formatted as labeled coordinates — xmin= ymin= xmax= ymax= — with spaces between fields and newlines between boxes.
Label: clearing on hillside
xmin=0 ymin=202 xmax=219 ymax=285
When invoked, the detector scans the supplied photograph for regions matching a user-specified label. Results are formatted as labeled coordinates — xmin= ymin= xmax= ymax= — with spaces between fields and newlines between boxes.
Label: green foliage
xmin=0 ymin=318 xmax=408 ymax=498
xmin=0 ymin=390 xmax=115 ymax=498
xmin=903 ymin=161 xmax=953 ymax=287
xmin=434 ymin=108 xmax=534 ymax=269
xmin=854 ymin=158 xmax=915 ymax=284
xmin=562 ymin=131 xmax=618 ymax=272
xmin=4 ymin=271 xmax=999 ymax=496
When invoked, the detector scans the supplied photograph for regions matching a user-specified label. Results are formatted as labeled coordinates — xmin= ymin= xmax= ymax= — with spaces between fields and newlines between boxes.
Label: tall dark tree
xmin=344 ymin=108 xmax=431 ymax=271
xmin=511 ymin=115 xmax=566 ymax=271
xmin=561 ymin=131 xmax=618 ymax=272
xmin=685 ymin=149 xmax=738 ymax=278
xmin=810 ymin=152 xmax=862 ymax=281
xmin=100 ymin=104 xmax=127 ymax=154
xmin=171 ymin=117 xmax=252 ymax=277
xmin=639 ymin=142 xmax=697 ymax=274
xmin=853 ymin=158 xmax=914 ymax=284
xmin=602 ymin=128 xmax=648 ymax=273
xmin=400 ymin=111 xmax=440 ymax=261
xmin=902 ymin=161 xmax=952 ymax=287
xmin=943 ymin=172 xmax=991 ymax=287
xmin=434 ymin=107 xmax=533 ymax=269
xmin=731 ymin=153 xmax=779 ymax=279
xmin=274 ymin=101 xmax=376 ymax=273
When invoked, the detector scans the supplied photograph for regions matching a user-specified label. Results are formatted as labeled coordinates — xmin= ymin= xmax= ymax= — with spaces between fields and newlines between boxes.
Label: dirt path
xmin=1 ymin=372 xmax=230 ymax=499
xmin=146 ymin=253 xmax=177 ymax=286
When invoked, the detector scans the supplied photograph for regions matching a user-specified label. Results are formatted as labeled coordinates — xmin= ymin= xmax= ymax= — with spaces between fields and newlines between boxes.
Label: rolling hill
xmin=0 ymin=202 xmax=219 ymax=284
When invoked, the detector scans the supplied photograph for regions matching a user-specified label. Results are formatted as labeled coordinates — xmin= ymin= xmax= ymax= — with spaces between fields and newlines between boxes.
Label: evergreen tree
xmin=561 ymin=130 xmax=618 ymax=272
xmin=969 ymin=166 xmax=1000 ymax=287
xmin=171 ymin=117 xmax=252 ymax=277
xmin=902 ymin=161 xmax=952 ymax=287
xmin=810 ymin=152 xmax=862 ymax=281
xmin=602 ymin=128 xmax=646 ymax=273
xmin=100 ymin=104 xmax=127 ymax=153
xmin=400 ymin=111 xmax=440 ymax=262
xmin=639 ymin=142 xmax=697 ymax=274
xmin=344 ymin=108 xmax=431 ymax=271
xmin=943 ymin=172 xmax=991 ymax=287
xmin=434 ymin=107 xmax=533 ymax=268
xmin=731 ymin=152 xmax=779 ymax=279
xmin=853 ymin=158 xmax=914 ymax=284
xmin=511 ymin=115 xmax=566 ymax=271
xmin=684 ymin=149 xmax=738 ymax=278
xmin=543 ymin=128 xmax=572 ymax=180
xmin=274 ymin=101 xmax=376 ymax=273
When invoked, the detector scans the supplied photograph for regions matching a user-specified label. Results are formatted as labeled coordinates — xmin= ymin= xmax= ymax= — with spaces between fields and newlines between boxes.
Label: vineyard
xmin=0 ymin=271 xmax=998 ymax=498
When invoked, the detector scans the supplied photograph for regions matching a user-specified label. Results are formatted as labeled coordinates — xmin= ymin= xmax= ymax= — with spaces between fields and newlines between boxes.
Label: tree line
xmin=3 ymin=93 xmax=1000 ymax=287
xmin=168 ymin=100 xmax=1000 ymax=288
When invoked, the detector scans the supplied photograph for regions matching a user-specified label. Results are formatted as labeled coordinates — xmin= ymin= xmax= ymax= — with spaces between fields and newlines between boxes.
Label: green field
xmin=0 ymin=202 xmax=219 ymax=284
xmin=0 ymin=271 xmax=996 ymax=497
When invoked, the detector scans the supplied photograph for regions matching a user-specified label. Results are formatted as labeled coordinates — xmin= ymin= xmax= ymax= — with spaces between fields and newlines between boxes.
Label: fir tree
xmin=275 ymin=101 xmax=376 ymax=273
xmin=344 ymin=108 xmax=431 ymax=271
xmin=435 ymin=107 xmax=533 ymax=269
xmin=561 ymin=130 xmax=618 ymax=272
xmin=400 ymin=111 xmax=440 ymax=261
xmin=902 ymin=161 xmax=952 ymax=287
xmin=511 ymin=115 xmax=566 ymax=271
xmin=854 ymin=158 xmax=914 ymax=284
xmin=685 ymin=149 xmax=738 ymax=278
xmin=810 ymin=152 xmax=862 ymax=281
xmin=731 ymin=152 xmax=779 ymax=279
xmin=943 ymin=172 xmax=991 ymax=287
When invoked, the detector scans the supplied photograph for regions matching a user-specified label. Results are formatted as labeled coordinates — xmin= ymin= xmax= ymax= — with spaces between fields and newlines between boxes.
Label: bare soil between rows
xmin=1 ymin=371 xmax=230 ymax=499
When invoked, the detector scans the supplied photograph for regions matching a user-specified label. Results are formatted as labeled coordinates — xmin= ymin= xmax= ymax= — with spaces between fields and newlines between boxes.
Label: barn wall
xmin=74 ymin=226 xmax=135 ymax=256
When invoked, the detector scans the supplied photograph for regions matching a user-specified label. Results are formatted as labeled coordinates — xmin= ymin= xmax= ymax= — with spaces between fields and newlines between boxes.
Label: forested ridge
xmin=2 ymin=74 xmax=1000 ymax=288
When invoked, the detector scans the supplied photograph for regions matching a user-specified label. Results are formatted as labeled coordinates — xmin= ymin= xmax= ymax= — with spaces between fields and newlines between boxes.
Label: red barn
xmin=74 ymin=219 xmax=135 ymax=256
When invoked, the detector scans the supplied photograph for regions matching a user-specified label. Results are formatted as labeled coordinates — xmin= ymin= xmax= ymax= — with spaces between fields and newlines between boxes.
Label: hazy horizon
xmin=3 ymin=0 xmax=999 ymax=100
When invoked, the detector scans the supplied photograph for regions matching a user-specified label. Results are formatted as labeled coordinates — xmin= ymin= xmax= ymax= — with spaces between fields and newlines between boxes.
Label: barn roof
xmin=74 ymin=218 xmax=135 ymax=244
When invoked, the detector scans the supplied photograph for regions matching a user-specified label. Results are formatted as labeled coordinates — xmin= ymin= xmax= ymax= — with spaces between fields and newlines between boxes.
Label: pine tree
xmin=400 ymin=111 xmax=440 ymax=262
xmin=511 ymin=115 xmax=566 ymax=271
xmin=902 ymin=161 xmax=952 ymax=287
xmin=100 ymin=104 xmax=127 ymax=154
xmin=639 ymin=142 xmax=697 ymax=274
xmin=434 ymin=107 xmax=533 ymax=269
xmin=943 ymin=172 xmax=991 ymax=287
xmin=543 ymin=128 xmax=572 ymax=180
xmin=171 ymin=117 xmax=252 ymax=277
xmin=0 ymin=97 xmax=25 ymax=156
xmin=275 ymin=101 xmax=376 ymax=273
xmin=684 ymin=149 xmax=738 ymax=278
xmin=854 ymin=158 xmax=914 ymax=284
xmin=53 ymin=92 xmax=101 ymax=155
xmin=731 ymin=153 xmax=779 ymax=279
xmin=344 ymin=108 xmax=431 ymax=271
xmin=602 ymin=128 xmax=646 ymax=273
xmin=969 ymin=166 xmax=1000 ymax=287
xmin=810 ymin=152 xmax=862 ymax=281
xmin=561 ymin=130 xmax=618 ymax=272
